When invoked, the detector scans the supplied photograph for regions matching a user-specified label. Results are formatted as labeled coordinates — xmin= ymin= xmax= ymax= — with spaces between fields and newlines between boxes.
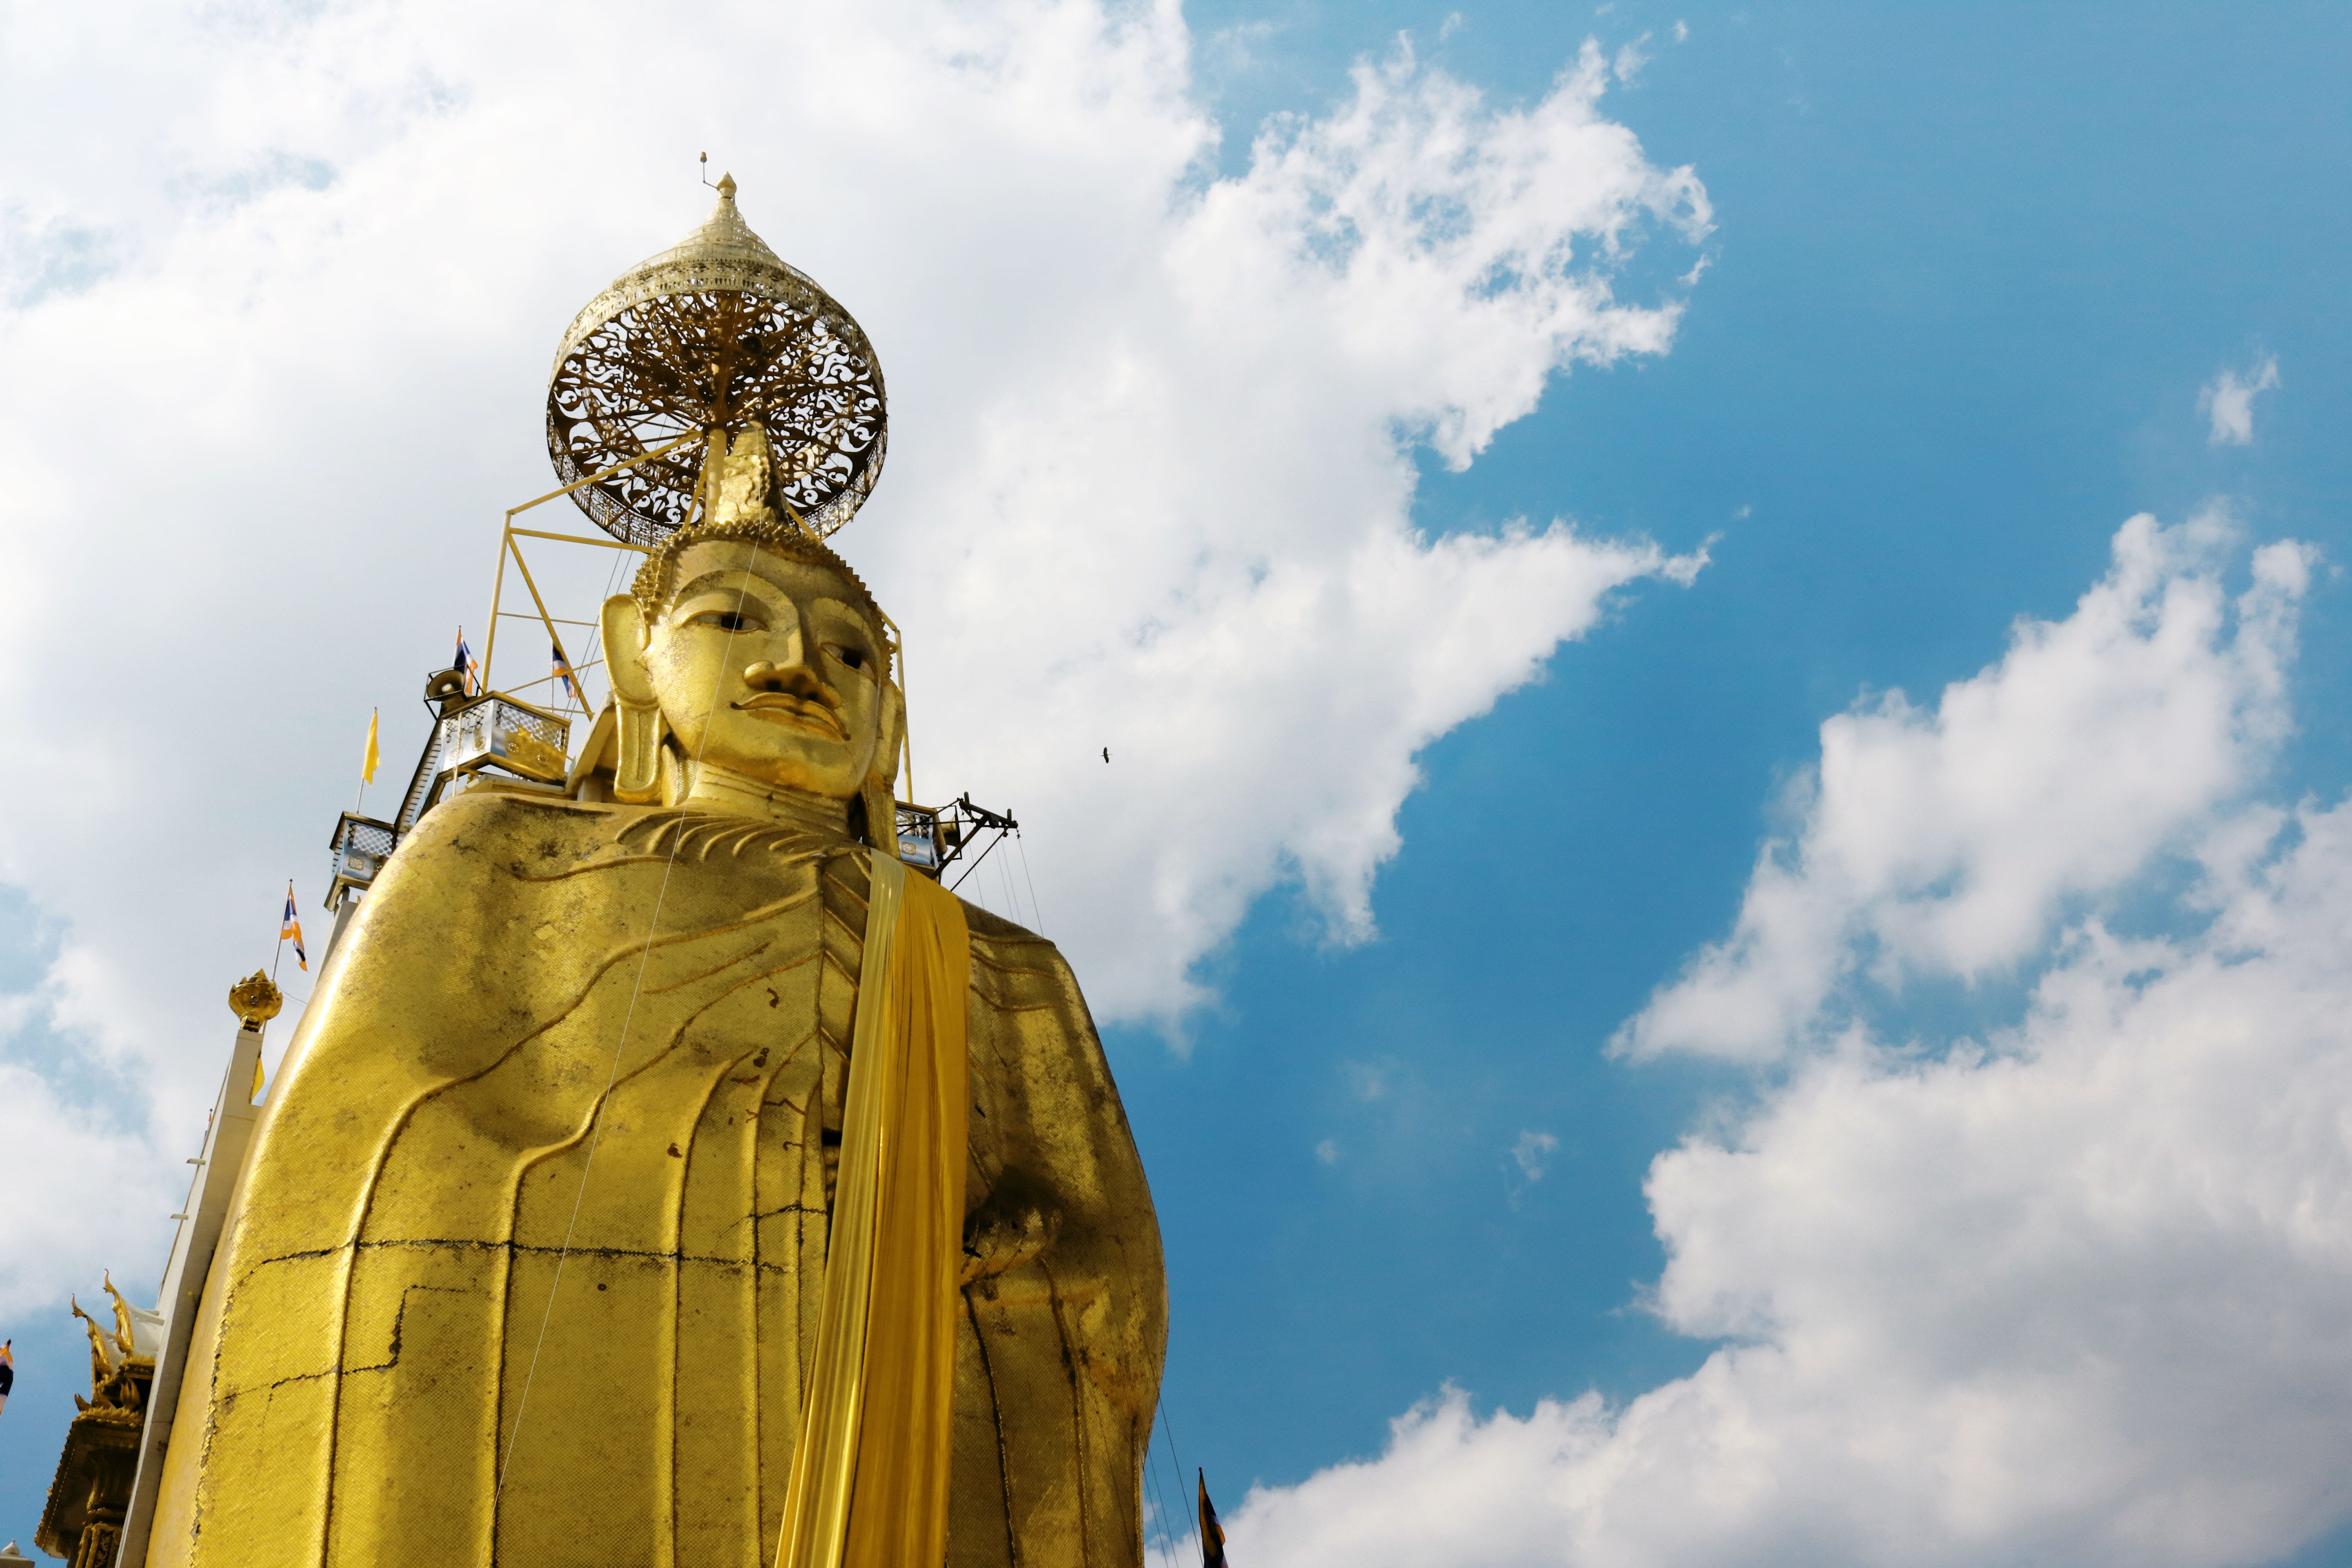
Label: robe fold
xmin=147 ymin=791 xmax=1165 ymax=1568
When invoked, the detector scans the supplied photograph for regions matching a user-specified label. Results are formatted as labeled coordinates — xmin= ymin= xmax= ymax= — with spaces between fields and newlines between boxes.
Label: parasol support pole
xmin=484 ymin=429 xmax=702 ymax=689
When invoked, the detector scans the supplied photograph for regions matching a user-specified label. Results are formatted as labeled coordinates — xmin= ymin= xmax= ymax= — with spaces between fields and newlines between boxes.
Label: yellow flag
xmin=362 ymin=708 xmax=380 ymax=785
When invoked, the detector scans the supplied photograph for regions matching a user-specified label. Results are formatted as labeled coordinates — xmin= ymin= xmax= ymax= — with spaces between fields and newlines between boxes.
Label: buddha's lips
xmin=732 ymin=693 xmax=848 ymax=740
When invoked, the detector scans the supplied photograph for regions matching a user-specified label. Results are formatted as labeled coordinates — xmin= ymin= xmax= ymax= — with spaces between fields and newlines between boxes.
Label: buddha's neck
xmin=681 ymin=760 xmax=853 ymax=839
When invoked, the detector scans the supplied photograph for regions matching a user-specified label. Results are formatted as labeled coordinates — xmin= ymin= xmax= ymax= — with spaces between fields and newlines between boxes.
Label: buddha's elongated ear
xmin=873 ymin=678 xmax=906 ymax=795
xmin=603 ymin=593 xmax=655 ymax=704
xmin=602 ymin=593 xmax=666 ymax=803
xmin=857 ymin=680 xmax=908 ymax=857
xmin=860 ymin=775 xmax=898 ymax=856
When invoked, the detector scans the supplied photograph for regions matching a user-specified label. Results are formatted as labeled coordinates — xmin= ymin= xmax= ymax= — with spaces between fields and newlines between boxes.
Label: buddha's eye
xmin=833 ymin=644 xmax=871 ymax=672
xmin=688 ymin=609 xmax=766 ymax=634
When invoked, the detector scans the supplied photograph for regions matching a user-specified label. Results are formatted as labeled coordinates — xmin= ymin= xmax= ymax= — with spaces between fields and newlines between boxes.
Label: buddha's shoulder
xmin=956 ymin=898 xmax=1044 ymax=951
xmin=392 ymin=791 xmax=858 ymax=883
xmin=394 ymin=787 xmax=637 ymax=864
xmin=955 ymin=899 xmax=1090 ymax=1012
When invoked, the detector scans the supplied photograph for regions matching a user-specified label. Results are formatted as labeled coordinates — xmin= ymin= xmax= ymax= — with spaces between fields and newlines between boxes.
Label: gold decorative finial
xmin=227 ymin=971 xmax=283 ymax=1027
xmin=101 ymin=1274 xmax=137 ymax=1358
xmin=69 ymin=1296 xmax=116 ymax=1385
xmin=717 ymin=171 xmax=737 ymax=200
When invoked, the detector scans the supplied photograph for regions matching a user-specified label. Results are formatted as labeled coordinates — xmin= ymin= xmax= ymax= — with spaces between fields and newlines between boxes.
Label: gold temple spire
xmin=619 ymin=170 xmax=786 ymax=280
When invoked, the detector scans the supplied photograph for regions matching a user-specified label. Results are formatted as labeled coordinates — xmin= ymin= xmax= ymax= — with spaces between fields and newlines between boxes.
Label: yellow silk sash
xmin=775 ymin=850 xmax=971 ymax=1568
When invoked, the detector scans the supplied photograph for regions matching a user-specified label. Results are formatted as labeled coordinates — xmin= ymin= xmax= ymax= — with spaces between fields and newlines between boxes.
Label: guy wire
xmin=493 ymin=525 xmax=767 ymax=1509
xmin=1143 ymin=1403 xmax=1175 ymax=1565
xmin=996 ymin=833 xmax=1022 ymax=930
xmin=1158 ymin=1385 xmax=1194 ymax=1558
xmin=1142 ymin=1449 xmax=1178 ymax=1568
xmin=583 ymin=526 xmax=635 ymax=712
xmin=1016 ymin=828 xmax=1044 ymax=936
xmin=1139 ymin=1406 xmax=1183 ymax=1568
xmin=1151 ymin=1397 xmax=1195 ymax=1566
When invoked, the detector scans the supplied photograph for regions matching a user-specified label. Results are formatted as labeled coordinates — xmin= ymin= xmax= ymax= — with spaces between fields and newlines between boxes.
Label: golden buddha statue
xmin=148 ymin=189 xmax=1166 ymax=1568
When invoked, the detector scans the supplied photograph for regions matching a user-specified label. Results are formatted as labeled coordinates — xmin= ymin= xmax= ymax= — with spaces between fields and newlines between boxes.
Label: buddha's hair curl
xmin=630 ymin=517 xmax=887 ymax=637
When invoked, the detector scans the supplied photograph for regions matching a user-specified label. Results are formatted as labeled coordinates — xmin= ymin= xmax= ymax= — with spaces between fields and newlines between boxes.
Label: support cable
xmin=1015 ymin=829 xmax=1044 ymax=936
xmin=1159 ymin=1391 xmax=1195 ymax=1562
xmin=1140 ymin=1425 xmax=1182 ymax=1568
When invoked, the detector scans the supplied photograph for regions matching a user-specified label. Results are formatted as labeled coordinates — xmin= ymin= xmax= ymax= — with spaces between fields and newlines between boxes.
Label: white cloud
xmin=1510 ymin=1129 xmax=1559 ymax=1182
xmin=1674 ymin=20 xmax=1690 ymax=43
xmin=1230 ymin=525 xmax=2352 ymax=1568
xmin=0 ymin=0 xmax=1707 ymax=1311
xmin=1619 ymin=510 xmax=2308 ymax=1062
xmin=1203 ymin=18 xmax=1276 ymax=72
xmin=2200 ymin=354 xmax=2281 ymax=445
xmin=1316 ymin=1138 xmax=1340 ymax=1166
xmin=1613 ymin=34 xmax=1652 ymax=85
xmin=0 ymin=1054 xmax=175 ymax=1318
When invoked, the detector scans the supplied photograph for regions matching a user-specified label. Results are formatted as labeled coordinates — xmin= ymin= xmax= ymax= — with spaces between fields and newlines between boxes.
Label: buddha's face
xmin=603 ymin=541 xmax=896 ymax=800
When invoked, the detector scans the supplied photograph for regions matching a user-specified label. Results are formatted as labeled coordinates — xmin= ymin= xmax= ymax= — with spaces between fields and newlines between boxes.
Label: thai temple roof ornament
xmin=546 ymin=173 xmax=887 ymax=546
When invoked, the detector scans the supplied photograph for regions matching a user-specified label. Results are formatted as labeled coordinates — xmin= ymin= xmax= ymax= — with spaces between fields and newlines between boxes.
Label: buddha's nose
xmin=743 ymin=659 xmax=824 ymax=697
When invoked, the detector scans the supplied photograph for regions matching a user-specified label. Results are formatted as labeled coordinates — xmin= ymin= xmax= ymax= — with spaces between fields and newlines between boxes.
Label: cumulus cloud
xmin=0 ymin=1056 xmax=176 ymax=1315
xmin=2200 ymin=354 xmax=2281 ymax=445
xmin=1618 ymin=510 xmax=2308 ymax=1062
xmin=0 ymin=1 xmax=1706 ymax=1312
xmin=1228 ymin=521 xmax=2352 ymax=1568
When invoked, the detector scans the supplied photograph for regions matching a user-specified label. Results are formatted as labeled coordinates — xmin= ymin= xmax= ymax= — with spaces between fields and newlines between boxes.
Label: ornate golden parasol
xmin=545 ymin=173 xmax=887 ymax=546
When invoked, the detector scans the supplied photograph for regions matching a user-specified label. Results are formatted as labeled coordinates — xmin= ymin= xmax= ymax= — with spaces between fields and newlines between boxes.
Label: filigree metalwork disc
xmin=546 ymin=180 xmax=886 ymax=545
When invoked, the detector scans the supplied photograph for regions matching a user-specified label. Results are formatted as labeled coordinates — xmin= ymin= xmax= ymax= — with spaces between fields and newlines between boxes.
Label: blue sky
xmin=1129 ymin=0 xmax=2352 ymax=1555
xmin=3 ymin=2 xmax=2350 ymax=1563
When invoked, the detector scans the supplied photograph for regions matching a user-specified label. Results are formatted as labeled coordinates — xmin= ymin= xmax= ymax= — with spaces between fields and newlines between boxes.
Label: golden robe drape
xmin=777 ymin=851 xmax=970 ymax=1568
xmin=146 ymin=792 xmax=1163 ymax=1568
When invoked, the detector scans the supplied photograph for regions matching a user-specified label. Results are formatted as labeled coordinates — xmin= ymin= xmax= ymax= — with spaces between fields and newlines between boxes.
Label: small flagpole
xmin=355 ymin=707 xmax=378 ymax=814
xmin=270 ymin=890 xmax=289 ymax=984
